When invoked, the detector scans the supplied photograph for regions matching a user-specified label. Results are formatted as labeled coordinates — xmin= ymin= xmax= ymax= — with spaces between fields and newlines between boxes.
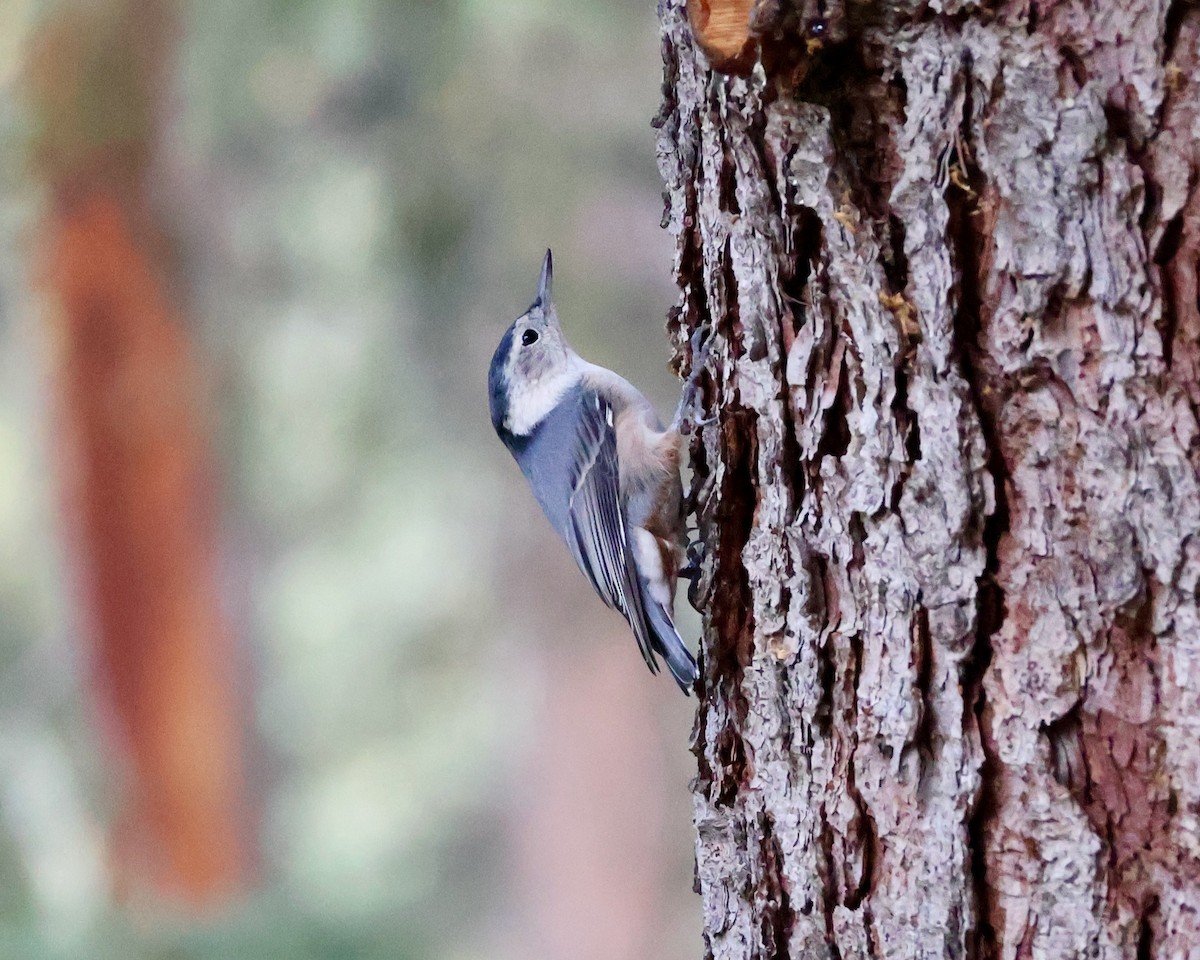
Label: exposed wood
xmin=686 ymin=0 xmax=755 ymax=71
xmin=656 ymin=0 xmax=1200 ymax=955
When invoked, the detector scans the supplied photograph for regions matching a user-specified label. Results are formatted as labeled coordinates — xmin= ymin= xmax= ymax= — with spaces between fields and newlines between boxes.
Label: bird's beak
xmin=534 ymin=249 xmax=553 ymax=308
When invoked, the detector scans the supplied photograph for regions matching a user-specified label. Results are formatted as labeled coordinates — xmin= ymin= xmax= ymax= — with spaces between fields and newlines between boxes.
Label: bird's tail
xmin=642 ymin=592 xmax=699 ymax=694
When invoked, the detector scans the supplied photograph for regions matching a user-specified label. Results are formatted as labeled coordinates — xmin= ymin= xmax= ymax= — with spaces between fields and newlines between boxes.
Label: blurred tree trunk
xmin=512 ymin=637 xmax=687 ymax=960
xmin=27 ymin=0 xmax=251 ymax=905
xmin=659 ymin=0 xmax=1200 ymax=957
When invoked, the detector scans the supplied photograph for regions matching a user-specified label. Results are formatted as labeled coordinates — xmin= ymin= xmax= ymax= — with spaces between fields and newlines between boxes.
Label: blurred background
xmin=0 ymin=0 xmax=699 ymax=957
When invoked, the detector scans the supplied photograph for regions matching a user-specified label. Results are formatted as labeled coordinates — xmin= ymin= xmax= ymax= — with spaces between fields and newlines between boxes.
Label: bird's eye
xmin=521 ymin=329 xmax=539 ymax=346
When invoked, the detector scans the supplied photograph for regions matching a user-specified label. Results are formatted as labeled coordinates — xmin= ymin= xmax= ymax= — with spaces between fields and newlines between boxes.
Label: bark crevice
xmin=658 ymin=0 xmax=1200 ymax=955
xmin=942 ymin=48 xmax=1008 ymax=960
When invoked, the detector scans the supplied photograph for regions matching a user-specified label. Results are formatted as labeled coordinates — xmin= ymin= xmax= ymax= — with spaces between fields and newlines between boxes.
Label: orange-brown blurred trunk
xmin=27 ymin=0 xmax=251 ymax=906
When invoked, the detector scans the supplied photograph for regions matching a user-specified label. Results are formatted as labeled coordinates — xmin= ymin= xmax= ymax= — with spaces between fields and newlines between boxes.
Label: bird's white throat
xmin=505 ymin=357 xmax=584 ymax=436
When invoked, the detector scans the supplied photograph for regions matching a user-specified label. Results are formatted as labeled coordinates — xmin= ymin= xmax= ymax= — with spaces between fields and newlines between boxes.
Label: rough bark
xmin=657 ymin=0 xmax=1200 ymax=957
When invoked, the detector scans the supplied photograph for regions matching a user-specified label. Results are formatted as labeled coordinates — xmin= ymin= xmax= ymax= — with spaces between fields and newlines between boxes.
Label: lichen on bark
xmin=657 ymin=0 xmax=1200 ymax=957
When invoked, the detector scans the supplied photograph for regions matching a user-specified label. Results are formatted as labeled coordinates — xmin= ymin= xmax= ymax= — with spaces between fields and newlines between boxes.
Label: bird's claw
xmin=673 ymin=325 xmax=715 ymax=434
xmin=680 ymin=539 xmax=706 ymax=611
xmin=679 ymin=410 xmax=718 ymax=436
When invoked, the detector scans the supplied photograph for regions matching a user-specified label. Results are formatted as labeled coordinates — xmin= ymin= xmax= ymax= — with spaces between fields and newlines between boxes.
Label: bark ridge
xmin=656 ymin=0 xmax=1200 ymax=957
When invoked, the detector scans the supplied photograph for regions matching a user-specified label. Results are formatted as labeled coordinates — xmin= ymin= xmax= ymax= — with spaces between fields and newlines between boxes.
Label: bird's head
xmin=488 ymin=250 xmax=579 ymax=439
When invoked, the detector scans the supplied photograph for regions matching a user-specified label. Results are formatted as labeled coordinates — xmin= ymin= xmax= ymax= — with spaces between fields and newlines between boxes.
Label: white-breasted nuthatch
xmin=488 ymin=251 xmax=699 ymax=693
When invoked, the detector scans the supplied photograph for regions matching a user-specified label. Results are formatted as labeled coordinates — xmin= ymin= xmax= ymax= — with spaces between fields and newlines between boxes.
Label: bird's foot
xmin=680 ymin=539 xmax=706 ymax=611
xmin=673 ymin=326 xmax=716 ymax=435
xmin=680 ymin=410 xmax=719 ymax=436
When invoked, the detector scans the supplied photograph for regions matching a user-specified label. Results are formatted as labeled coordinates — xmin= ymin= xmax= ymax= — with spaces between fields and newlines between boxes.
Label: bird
xmin=488 ymin=250 xmax=700 ymax=693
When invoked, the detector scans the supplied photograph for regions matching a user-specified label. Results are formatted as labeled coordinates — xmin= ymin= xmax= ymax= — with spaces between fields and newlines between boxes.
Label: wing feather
xmin=564 ymin=392 xmax=660 ymax=673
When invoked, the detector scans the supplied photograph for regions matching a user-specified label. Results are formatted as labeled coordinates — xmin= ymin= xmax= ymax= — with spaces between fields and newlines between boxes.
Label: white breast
xmin=631 ymin=526 xmax=673 ymax=608
xmin=505 ymin=356 xmax=585 ymax=436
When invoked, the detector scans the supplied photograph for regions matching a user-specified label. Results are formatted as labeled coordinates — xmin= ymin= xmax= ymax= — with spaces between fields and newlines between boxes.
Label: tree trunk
xmin=28 ymin=0 xmax=252 ymax=905
xmin=657 ymin=0 xmax=1200 ymax=957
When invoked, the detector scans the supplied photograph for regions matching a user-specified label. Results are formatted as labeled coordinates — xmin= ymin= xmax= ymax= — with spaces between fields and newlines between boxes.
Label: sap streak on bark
xmin=656 ymin=0 xmax=1200 ymax=957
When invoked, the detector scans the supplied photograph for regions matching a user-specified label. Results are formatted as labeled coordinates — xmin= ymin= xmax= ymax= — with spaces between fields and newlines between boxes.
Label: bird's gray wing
xmin=564 ymin=390 xmax=660 ymax=675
